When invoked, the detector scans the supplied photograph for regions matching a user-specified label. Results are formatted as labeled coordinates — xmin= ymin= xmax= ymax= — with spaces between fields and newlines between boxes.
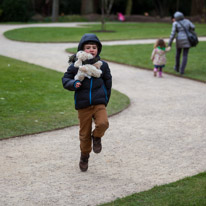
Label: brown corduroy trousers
xmin=78 ymin=104 xmax=109 ymax=154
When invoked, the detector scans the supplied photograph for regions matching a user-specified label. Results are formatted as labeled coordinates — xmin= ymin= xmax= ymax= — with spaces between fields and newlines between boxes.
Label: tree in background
xmin=130 ymin=0 xmax=193 ymax=17
xmin=191 ymin=0 xmax=206 ymax=21
xmin=0 ymin=0 xmax=32 ymax=22
xmin=60 ymin=0 xmax=81 ymax=15
xmin=176 ymin=0 xmax=180 ymax=10
xmin=101 ymin=0 xmax=105 ymax=30
xmin=154 ymin=0 xmax=173 ymax=17
xmin=81 ymin=0 xmax=95 ymax=14
xmin=100 ymin=0 xmax=115 ymax=31
xmin=31 ymin=0 xmax=52 ymax=17
xmin=52 ymin=0 xmax=59 ymax=22
xmin=0 ymin=0 xmax=204 ymax=22
xmin=125 ymin=0 xmax=132 ymax=15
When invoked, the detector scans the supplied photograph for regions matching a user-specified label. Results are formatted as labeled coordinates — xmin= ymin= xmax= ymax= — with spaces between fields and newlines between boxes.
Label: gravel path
xmin=0 ymin=23 xmax=206 ymax=206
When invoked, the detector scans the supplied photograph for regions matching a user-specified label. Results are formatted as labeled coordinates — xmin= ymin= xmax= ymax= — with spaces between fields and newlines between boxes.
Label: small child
xmin=151 ymin=38 xmax=171 ymax=77
xmin=62 ymin=33 xmax=112 ymax=172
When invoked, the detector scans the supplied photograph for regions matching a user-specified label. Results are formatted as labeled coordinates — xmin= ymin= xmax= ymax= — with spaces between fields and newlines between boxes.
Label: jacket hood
xmin=174 ymin=11 xmax=184 ymax=21
xmin=77 ymin=33 xmax=102 ymax=56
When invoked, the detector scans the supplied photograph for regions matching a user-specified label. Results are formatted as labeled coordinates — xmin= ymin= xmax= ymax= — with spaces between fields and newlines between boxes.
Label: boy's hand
xmin=75 ymin=82 xmax=81 ymax=88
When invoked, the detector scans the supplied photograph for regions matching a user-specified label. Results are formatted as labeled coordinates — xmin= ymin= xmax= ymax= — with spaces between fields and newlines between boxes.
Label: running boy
xmin=62 ymin=33 xmax=112 ymax=172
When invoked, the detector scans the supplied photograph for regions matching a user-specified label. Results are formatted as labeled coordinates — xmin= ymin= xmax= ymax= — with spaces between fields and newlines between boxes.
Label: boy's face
xmin=83 ymin=44 xmax=98 ymax=57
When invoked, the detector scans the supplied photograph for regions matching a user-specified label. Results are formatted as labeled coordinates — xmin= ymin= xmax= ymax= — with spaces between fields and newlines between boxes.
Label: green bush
xmin=1 ymin=0 xmax=32 ymax=22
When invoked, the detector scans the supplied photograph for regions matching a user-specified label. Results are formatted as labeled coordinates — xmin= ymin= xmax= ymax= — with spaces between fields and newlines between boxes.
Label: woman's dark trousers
xmin=175 ymin=48 xmax=189 ymax=74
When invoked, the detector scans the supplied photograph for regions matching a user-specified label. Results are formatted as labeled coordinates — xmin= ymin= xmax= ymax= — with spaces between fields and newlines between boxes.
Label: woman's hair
xmin=154 ymin=39 xmax=166 ymax=48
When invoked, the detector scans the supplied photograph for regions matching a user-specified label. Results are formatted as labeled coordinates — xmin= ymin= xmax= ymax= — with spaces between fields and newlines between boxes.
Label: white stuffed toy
xmin=74 ymin=51 xmax=102 ymax=81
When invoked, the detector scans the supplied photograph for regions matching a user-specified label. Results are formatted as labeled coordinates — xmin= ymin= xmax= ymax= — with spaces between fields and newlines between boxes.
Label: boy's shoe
xmin=159 ymin=71 xmax=162 ymax=77
xmin=79 ymin=153 xmax=90 ymax=172
xmin=153 ymin=68 xmax=157 ymax=77
xmin=92 ymin=136 xmax=102 ymax=153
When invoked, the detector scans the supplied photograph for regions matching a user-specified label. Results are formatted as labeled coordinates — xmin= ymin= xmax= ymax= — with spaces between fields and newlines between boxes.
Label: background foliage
xmin=0 ymin=0 xmax=205 ymax=22
xmin=0 ymin=0 xmax=33 ymax=22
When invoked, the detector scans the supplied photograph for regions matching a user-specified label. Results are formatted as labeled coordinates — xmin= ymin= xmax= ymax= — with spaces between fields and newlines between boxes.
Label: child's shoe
xmin=79 ymin=153 xmax=90 ymax=172
xmin=159 ymin=71 xmax=162 ymax=78
xmin=153 ymin=68 xmax=157 ymax=77
xmin=92 ymin=136 xmax=102 ymax=153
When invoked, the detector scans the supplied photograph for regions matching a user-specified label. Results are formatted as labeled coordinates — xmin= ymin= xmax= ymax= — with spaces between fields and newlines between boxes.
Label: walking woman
xmin=168 ymin=11 xmax=195 ymax=75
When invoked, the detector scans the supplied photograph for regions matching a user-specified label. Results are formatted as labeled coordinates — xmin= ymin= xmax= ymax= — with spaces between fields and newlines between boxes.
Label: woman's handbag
xmin=178 ymin=21 xmax=199 ymax=47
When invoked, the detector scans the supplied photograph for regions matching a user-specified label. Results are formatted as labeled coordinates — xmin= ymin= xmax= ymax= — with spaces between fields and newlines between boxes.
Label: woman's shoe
xmin=174 ymin=66 xmax=179 ymax=72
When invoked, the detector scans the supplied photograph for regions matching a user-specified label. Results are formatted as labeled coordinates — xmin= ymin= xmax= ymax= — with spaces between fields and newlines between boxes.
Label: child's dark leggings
xmin=158 ymin=67 xmax=162 ymax=72
xmin=175 ymin=48 xmax=189 ymax=74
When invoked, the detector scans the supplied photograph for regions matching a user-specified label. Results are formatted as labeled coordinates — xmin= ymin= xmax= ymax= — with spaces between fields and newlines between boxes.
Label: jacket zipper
xmin=74 ymin=93 xmax=77 ymax=106
xmin=103 ymin=85 xmax=108 ymax=102
xmin=89 ymin=78 xmax=93 ymax=105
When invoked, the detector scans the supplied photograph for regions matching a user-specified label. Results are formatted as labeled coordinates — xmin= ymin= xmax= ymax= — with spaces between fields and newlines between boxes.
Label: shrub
xmin=1 ymin=0 xmax=33 ymax=22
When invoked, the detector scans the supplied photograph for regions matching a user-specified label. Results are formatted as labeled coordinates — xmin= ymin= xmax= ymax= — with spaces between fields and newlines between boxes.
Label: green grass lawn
xmin=4 ymin=22 xmax=206 ymax=42
xmin=0 ymin=55 xmax=129 ymax=139
xmin=67 ymin=41 xmax=206 ymax=82
xmin=100 ymin=172 xmax=206 ymax=206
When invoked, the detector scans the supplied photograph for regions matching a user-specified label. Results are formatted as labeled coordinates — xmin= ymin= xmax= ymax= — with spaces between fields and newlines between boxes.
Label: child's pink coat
xmin=151 ymin=47 xmax=171 ymax=65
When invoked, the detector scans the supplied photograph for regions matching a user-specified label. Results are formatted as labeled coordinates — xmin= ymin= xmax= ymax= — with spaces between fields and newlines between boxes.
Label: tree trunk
xmin=191 ymin=0 xmax=205 ymax=16
xmin=81 ymin=0 xmax=94 ymax=15
xmin=105 ymin=0 xmax=114 ymax=15
xmin=52 ymin=0 xmax=59 ymax=22
xmin=101 ymin=0 xmax=105 ymax=31
xmin=176 ymin=0 xmax=179 ymax=11
xmin=154 ymin=0 xmax=170 ymax=17
xmin=31 ymin=0 xmax=35 ymax=10
xmin=93 ymin=0 xmax=99 ymax=13
xmin=154 ymin=0 xmax=163 ymax=17
xmin=125 ymin=0 xmax=133 ymax=15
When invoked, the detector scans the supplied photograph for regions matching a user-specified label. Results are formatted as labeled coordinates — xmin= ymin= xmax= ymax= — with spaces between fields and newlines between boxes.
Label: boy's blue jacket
xmin=62 ymin=34 xmax=112 ymax=110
